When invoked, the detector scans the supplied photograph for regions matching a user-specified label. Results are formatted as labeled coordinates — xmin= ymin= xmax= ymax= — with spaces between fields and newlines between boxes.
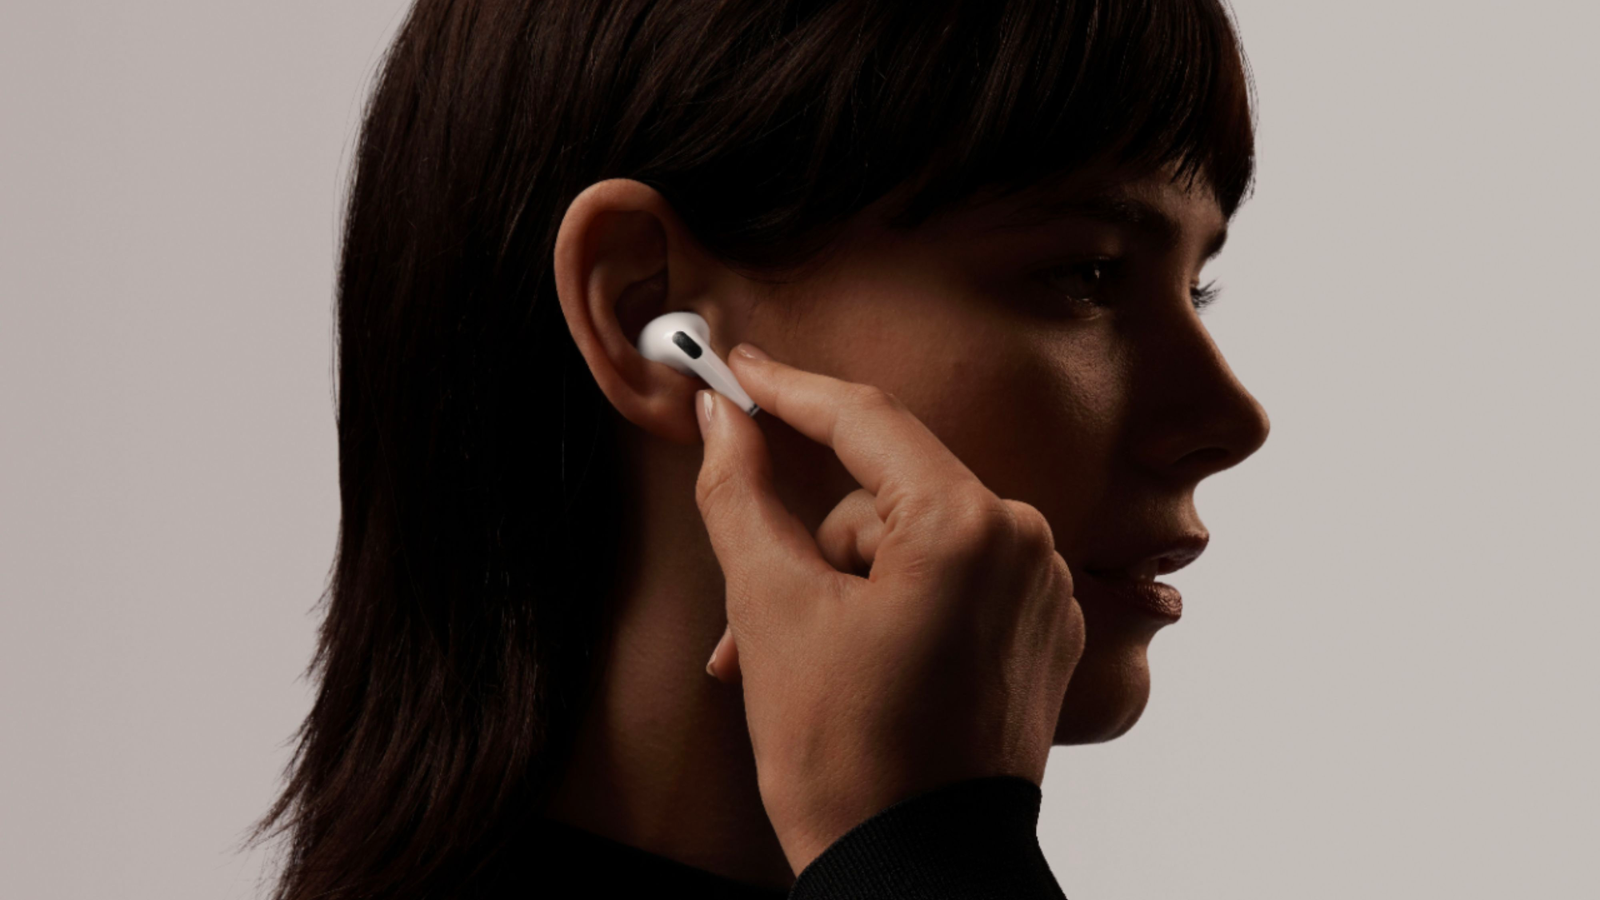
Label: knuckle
xmin=1057 ymin=595 xmax=1087 ymax=663
xmin=943 ymin=487 xmax=1016 ymax=553
xmin=1050 ymin=551 xmax=1076 ymax=596
xmin=694 ymin=463 xmax=740 ymax=521
xmin=1002 ymin=499 xmax=1056 ymax=554
xmin=1041 ymin=553 xmax=1076 ymax=616
xmin=850 ymin=383 xmax=903 ymax=413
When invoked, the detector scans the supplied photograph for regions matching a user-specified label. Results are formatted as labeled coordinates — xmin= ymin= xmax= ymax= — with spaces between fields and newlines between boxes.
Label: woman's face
xmin=739 ymin=164 xmax=1271 ymax=744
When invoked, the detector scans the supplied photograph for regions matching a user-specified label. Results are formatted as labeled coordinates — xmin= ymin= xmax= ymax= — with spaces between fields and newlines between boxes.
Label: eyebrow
xmin=993 ymin=190 xmax=1230 ymax=261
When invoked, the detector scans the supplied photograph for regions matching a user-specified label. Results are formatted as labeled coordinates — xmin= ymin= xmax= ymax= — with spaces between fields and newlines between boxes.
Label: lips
xmin=1075 ymin=570 xmax=1185 ymax=622
xmin=1084 ymin=533 xmax=1209 ymax=580
xmin=1077 ymin=533 xmax=1209 ymax=623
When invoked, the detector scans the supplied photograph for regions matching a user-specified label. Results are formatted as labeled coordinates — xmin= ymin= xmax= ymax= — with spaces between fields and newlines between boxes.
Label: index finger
xmin=729 ymin=343 xmax=981 ymax=523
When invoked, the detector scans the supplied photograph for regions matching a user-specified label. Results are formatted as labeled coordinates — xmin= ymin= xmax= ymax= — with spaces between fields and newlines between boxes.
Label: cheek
xmin=763 ymin=260 xmax=1128 ymax=554
xmin=932 ymin=334 xmax=1126 ymax=557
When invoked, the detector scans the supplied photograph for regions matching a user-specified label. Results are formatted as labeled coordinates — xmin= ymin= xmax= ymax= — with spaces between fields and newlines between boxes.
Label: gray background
xmin=2 ymin=1 xmax=1595 ymax=897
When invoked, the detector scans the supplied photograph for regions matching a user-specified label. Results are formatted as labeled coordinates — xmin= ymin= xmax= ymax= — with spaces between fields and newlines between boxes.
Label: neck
xmin=543 ymin=433 xmax=795 ymax=891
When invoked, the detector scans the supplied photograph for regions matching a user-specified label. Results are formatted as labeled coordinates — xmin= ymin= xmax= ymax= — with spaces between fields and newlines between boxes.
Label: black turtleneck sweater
xmin=528 ymin=775 xmax=1068 ymax=898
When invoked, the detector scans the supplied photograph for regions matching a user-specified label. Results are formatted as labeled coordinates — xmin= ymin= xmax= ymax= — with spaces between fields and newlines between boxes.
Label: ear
xmin=554 ymin=178 xmax=741 ymax=446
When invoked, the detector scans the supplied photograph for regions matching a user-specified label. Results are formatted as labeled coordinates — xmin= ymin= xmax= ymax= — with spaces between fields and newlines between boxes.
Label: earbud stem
xmin=693 ymin=348 xmax=760 ymax=417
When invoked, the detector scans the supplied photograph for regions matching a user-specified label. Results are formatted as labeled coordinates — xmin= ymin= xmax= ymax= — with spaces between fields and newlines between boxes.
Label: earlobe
xmin=553 ymin=178 xmax=732 ymax=446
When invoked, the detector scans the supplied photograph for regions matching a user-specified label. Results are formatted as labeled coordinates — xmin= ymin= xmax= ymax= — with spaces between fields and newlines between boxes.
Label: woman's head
xmin=265 ymin=1 xmax=1264 ymax=897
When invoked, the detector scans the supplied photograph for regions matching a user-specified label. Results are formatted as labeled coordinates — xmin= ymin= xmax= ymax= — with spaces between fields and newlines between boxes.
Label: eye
xmin=1191 ymin=280 xmax=1220 ymax=313
xmin=1041 ymin=259 xmax=1117 ymax=308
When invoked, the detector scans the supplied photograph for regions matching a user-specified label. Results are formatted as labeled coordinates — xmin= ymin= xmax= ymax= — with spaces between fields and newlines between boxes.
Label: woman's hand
xmin=693 ymin=343 xmax=1085 ymax=875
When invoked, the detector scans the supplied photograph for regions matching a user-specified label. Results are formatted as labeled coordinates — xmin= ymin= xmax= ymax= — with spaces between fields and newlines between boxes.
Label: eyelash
xmin=1042 ymin=260 xmax=1221 ymax=314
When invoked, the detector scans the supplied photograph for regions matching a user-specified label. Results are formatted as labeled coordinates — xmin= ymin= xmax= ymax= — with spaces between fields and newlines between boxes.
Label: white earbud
xmin=636 ymin=311 xmax=761 ymax=417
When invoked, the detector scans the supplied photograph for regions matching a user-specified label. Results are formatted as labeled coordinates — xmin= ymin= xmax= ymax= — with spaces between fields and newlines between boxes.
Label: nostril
xmin=1175 ymin=445 xmax=1231 ymax=471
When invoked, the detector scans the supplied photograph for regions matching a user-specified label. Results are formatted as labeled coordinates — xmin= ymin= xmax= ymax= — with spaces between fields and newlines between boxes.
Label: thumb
xmin=694 ymin=389 xmax=830 ymax=625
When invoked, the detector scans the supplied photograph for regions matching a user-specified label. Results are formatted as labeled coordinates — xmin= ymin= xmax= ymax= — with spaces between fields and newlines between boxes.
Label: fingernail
xmin=705 ymin=648 xmax=718 ymax=678
xmin=697 ymin=389 xmax=716 ymax=437
xmin=734 ymin=343 xmax=771 ymax=362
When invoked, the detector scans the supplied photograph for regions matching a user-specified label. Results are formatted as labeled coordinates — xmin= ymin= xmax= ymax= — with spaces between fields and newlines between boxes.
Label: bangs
xmin=886 ymin=0 xmax=1257 ymax=224
xmin=651 ymin=0 xmax=1256 ymax=265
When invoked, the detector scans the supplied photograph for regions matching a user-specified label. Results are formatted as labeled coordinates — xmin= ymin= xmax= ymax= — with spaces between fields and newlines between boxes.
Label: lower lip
xmin=1078 ymin=571 xmax=1183 ymax=622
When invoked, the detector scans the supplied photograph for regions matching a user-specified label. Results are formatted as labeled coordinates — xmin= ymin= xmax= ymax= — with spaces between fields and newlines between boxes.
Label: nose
xmin=1131 ymin=314 xmax=1271 ymax=483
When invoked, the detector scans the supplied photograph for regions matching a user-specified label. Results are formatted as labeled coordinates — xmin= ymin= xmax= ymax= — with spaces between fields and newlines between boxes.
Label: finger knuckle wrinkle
xmin=695 ymin=465 xmax=740 ymax=516
xmin=853 ymin=383 xmax=900 ymax=412
xmin=1004 ymin=500 xmax=1056 ymax=552
xmin=947 ymin=489 xmax=1014 ymax=551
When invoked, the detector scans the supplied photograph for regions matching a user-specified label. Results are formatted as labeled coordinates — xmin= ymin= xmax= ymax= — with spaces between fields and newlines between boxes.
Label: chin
xmin=1050 ymin=627 xmax=1156 ymax=745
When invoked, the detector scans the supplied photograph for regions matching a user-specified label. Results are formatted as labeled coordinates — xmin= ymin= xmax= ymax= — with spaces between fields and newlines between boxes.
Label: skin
xmin=544 ymin=162 xmax=1271 ymax=889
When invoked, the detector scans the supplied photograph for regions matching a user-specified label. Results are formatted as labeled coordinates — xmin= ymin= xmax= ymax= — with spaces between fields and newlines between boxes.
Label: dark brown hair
xmin=256 ymin=1 xmax=1255 ymax=897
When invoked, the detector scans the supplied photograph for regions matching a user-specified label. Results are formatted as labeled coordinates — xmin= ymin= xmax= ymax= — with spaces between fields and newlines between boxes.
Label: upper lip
xmin=1082 ymin=533 xmax=1210 ymax=581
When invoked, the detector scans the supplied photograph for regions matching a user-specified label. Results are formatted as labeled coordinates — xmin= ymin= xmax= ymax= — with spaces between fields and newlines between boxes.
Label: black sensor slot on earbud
xmin=672 ymin=331 xmax=703 ymax=359
xmin=637 ymin=313 xmax=757 ymax=418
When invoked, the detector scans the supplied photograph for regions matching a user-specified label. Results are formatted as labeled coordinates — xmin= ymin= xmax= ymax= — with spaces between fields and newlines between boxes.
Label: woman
xmin=258 ymin=0 xmax=1270 ymax=897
